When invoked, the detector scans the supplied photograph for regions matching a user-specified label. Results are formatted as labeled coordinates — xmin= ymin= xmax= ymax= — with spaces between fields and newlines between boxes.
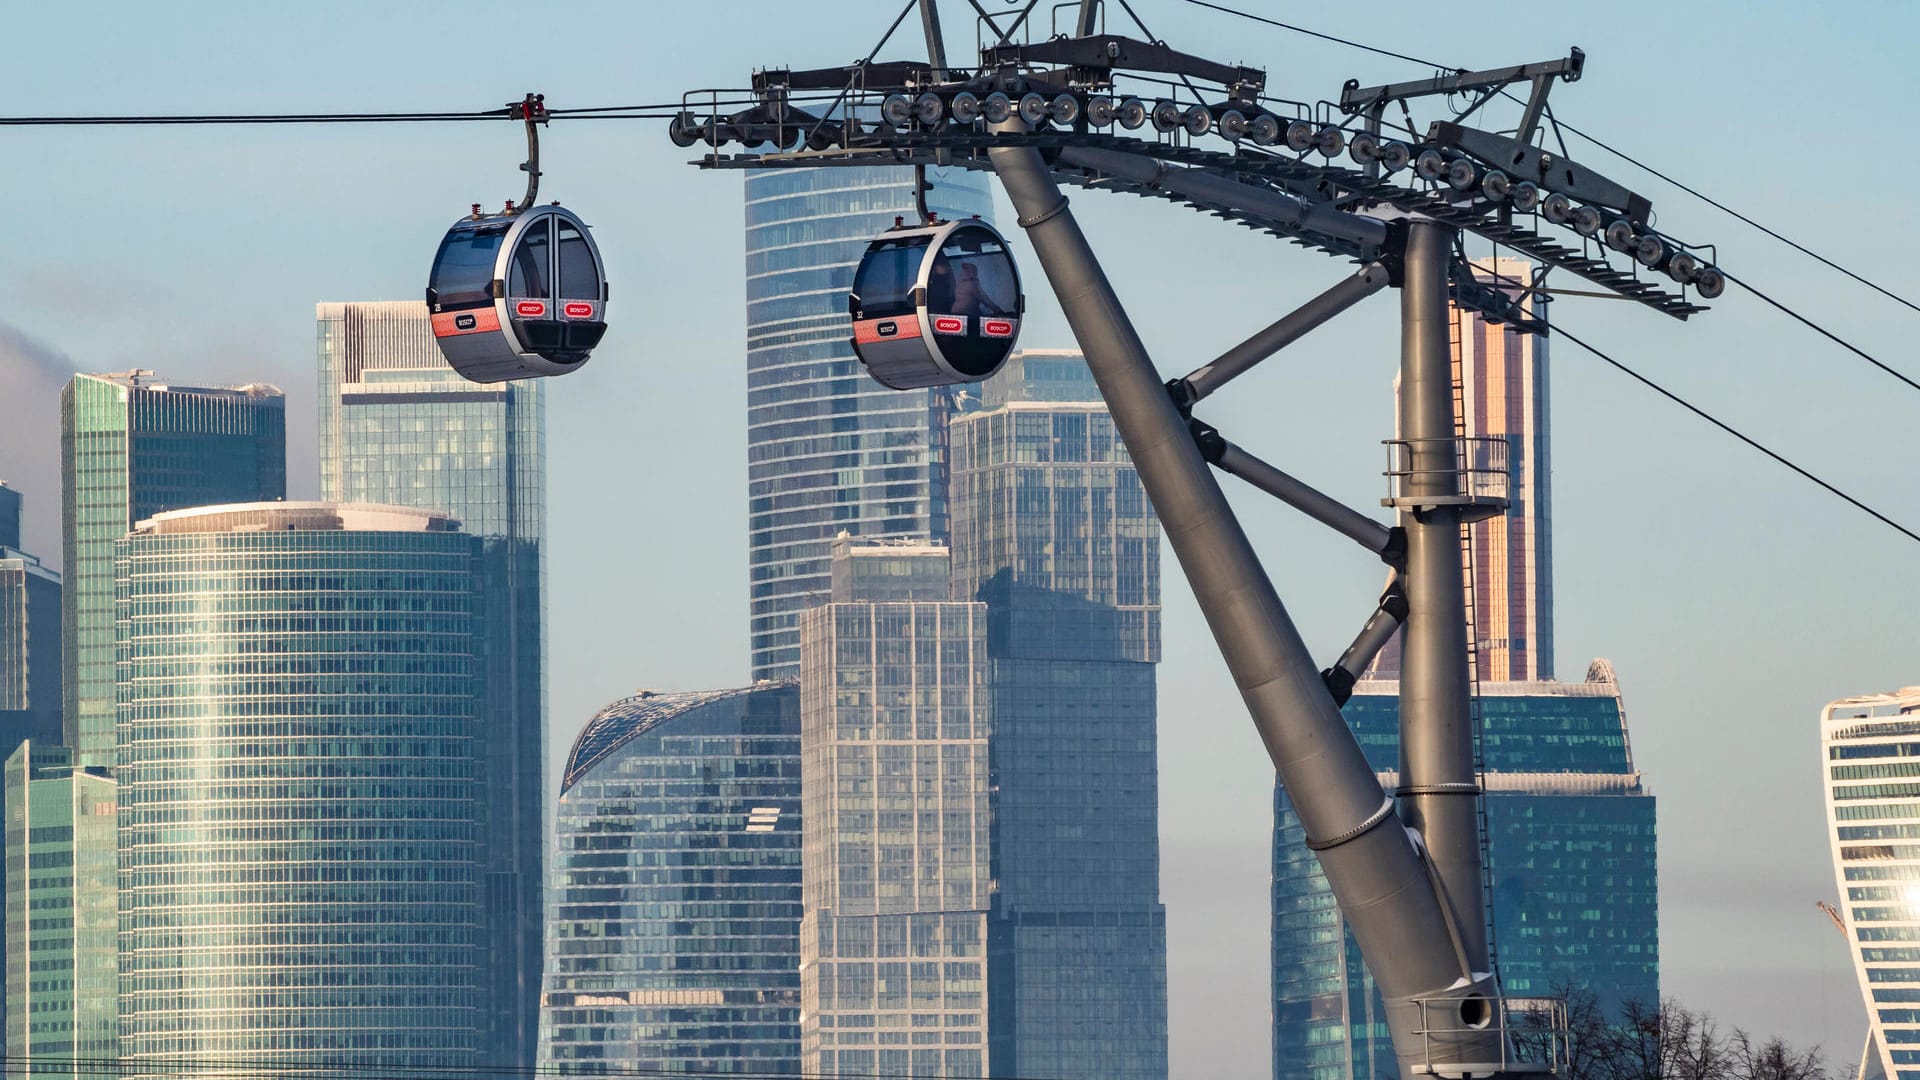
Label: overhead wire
xmin=1552 ymin=322 xmax=1920 ymax=547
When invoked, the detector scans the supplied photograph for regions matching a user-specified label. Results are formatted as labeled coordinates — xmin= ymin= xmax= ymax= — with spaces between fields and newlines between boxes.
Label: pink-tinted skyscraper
xmin=1376 ymin=257 xmax=1552 ymax=682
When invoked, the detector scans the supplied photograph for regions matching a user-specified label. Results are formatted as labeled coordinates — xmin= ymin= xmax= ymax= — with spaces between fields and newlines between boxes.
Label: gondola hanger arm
xmin=510 ymin=92 xmax=548 ymax=215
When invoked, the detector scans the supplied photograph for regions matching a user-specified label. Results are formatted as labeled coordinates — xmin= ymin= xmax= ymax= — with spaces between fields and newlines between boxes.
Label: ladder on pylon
xmin=1451 ymin=304 xmax=1501 ymax=983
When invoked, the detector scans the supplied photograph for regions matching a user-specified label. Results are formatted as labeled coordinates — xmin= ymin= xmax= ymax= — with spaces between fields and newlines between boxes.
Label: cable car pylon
xmin=663 ymin=1 xmax=1727 ymax=1072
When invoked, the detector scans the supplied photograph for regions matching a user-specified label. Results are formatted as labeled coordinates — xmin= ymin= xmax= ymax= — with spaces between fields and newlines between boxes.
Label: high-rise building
xmin=798 ymin=546 xmax=994 ymax=1080
xmin=949 ymin=397 xmax=1168 ymax=1080
xmin=745 ymin=167 xmax=994 ymax=680
xmin=0 ymin=530 xmax=61 ymax=734
xmin=5 ymin=741 xmax=117 ymax=1074
xmin=1272 ymin=663 xmax=1659 ymax=1080
xmin=974 ymin=348 xmax=1103 ymax=410
xmin=1822 ymin=686 xmax=1920 ymax=1080
xmin=60 ymin=372 xmax=285 ymax=766
xmin=316 ymin=301 xmax=545 ymax=1065
xmin=0 ymin=492 xmax=63 ymax=1059
xmin=1375 ymin=257 xmax=1552 ymax=682
xmin=539 ymin=685 xmax=802 ymax=1075
xmin=0 ymin=483 xmax=19 ymax=551
xmin=114 ymin=503 xmax=488 ymax=1077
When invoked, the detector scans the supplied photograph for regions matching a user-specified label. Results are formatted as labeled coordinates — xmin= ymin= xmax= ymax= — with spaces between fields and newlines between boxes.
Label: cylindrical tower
xmin=115 ymin=502 xmax=487 ymax=1075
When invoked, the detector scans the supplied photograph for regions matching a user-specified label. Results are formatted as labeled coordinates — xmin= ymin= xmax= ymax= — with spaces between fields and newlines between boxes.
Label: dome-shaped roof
xmin=562 ymin=686 xmax=768 ymax=793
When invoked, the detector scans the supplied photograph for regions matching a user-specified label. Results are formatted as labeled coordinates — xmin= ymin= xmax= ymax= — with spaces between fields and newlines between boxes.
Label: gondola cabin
xmin=427 ymin=204 xmax=608 ymax=383
xmin=849 ymin=217 xmax=1023 ymax=389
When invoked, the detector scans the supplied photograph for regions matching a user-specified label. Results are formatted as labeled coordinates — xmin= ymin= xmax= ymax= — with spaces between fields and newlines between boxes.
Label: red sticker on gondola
xmin=932 ymin=316 xmax=967 ymax=335
xmin=563 ymin=302 xmax=594 ymax=318
xmin=515 ymin=300 xmax=547 ymax=317
xmin=983 ymin=319 xmax=1015 ymax=337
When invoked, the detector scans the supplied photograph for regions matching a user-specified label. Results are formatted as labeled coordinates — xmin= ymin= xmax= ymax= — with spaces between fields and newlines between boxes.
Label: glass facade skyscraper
xmin=114 ymin=502 xmax=488 ymax=1077
xmin=1822 ymin=686 xmax=1920 ymax=1080
xmin=4 ymin=741 xmax=116 ymax=1075
xmin=60 ymin=372 xmax=285 ymax=766
xmin=745 ymin=167 xmax=993 ymax=680
xmin=1272 ymin=663 xmax=1658 ymax=1080
xmin=1375 ymin=258 xmax=1552 ymax=682
xmin=317 ymin=300 xmax=545 ymax=1066
xmin=798 ymin=582 xmax=994 ymax=1080
xmin=0 ymin=483 xmax=19 ymax=552
xmin=539 ymin=685 xmax=802 ymax=1074
xmin=949 ymin=397 xmax=1168 ymax=1080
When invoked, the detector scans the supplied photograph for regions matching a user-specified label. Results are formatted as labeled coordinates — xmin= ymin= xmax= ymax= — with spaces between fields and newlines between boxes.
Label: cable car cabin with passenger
xmin=427 ymin=204 xmax=608 ymax=383
xmin=849 ymin=218 xmax=1023 ymax=390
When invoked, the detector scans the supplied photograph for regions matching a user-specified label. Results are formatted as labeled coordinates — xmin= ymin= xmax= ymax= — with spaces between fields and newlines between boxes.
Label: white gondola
xmin=848 ymin=217 xmax=1023 ymax=389
xmin=426 ymin=204 xmax=608 ymax=383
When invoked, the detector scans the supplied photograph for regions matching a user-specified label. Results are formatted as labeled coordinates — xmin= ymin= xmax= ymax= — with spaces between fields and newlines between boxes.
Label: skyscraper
xmin=797 ymin=546 xmax=994 ymax=1079
xmin=539 ymin=685 xmax=802 ymax=1075
xmin=1375 ymin=257 xmax=1552 ymax=682
xmin=0 ymin=520 xmax=60 ymax=736
xmin=948 ymin=397 xmax=1168 ymax=1080
xmin=317 ymin=301 xmax=545 ymax=1065
xmin=60 ymin=372 xmax=285 ymax=766
xmin=1272 ymin=664 xmax=1659 ymax=1080
xmin=5 ymin=741 xmax=116 ymax=1075
xmin=745 ymin=167 xmax=994 ymax=680
xmin=1822 ymin=686 xmax=1920 ymax=1080
xmin=0 ymin=483 xmax=19 ymax=551
xmin=0 ymin=492 xmax=62 ymax=1058
xmin=115 ymin=503 xmax=488 ymax=1077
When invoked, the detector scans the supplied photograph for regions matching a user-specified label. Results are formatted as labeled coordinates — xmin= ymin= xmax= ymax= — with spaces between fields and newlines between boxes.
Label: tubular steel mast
xmin=669 ymin=3 xmax=1719 ymax=1074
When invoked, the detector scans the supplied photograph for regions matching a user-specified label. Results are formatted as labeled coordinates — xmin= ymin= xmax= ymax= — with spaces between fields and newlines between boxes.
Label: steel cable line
xmin=1552 ymin=322 xmax=1920 ymax=547
xmin=0 ymin=1055 xmax=1076 ymax=1080
xmin=1175 ymin=0 xmax=1920 ymax=320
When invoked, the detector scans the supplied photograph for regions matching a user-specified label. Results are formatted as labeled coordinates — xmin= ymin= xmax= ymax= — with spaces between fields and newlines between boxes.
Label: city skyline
xmin=2 ymin=3 xmax=1914 ymax=1073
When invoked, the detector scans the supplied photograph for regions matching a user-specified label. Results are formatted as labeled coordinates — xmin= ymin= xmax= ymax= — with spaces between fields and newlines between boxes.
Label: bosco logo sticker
xmin=983 ymin=319 xmax=1015 ymax=338
xmin=454 ymin=314 xmax=477 ymax=331
xmin=564 ymin=302 xmax=594 ymax=318
xmin=932 ymin=316 xmax=967 ymax=335
xmin=515 ymin=300 xmax=547 ymax=317
xmin=877 ymin=320 xmax=899 ymax=337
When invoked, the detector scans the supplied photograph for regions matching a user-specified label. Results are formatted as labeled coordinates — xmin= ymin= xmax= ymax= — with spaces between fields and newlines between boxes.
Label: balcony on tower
xmin=1383 ymin=436 xmax=1512 ymax=523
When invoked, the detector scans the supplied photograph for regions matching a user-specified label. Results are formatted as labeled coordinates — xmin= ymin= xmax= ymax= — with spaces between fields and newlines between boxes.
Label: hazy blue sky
xmin=4 ymin=2 xmax=1917 ymax=1075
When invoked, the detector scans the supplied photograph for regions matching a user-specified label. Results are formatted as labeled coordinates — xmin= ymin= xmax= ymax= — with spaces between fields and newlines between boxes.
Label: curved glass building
xmin=114 ymin=502 xmax=487 ymax=1075
xmin=1824 ymin=686 xmax=1920 ymax=1080
xmin=538 ymin=685 xmax=802 ymax=1074
xmin=745 ymin=167 xmax=993 ymax=680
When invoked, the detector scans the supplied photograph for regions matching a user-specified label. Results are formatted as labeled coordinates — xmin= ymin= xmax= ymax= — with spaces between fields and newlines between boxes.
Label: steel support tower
xmin=666 ymin=2 xmax=1721 ymax=1072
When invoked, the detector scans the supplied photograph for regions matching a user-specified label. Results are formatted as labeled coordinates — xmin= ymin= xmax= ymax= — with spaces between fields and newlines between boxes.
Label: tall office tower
xmin=0 ymin=524 xmax=61 ymax=736
xmin=745 ymin=167 xmax=994 ymax=680
xmin=949 ymin=398 xmax=1169 ymax=1080
xmin=797 ymin=544 xmax=993 ymax=1079
xmin=1822 ymin=686 xmax=1920 ymax=1080
xmin=316 ymin=300 xmax=545 ymax=1065
xmin=975 ymin=348 xmax=1102 ymax=410
xmin=0 ymin=483 xmax=19 ymax=550
xmin=539 ymin=685 xmax=802 ymax=1075
xmin=1272 ymin=662 xmax=1658 ymax=1080
xmin=4 ymin=741 xmax=117 ymax=1073
xmin=1374 ymin=256 xmax=1552 ymax=682
xmin=59 ymin=372 xmax=285 ymax=766
xmin=0 ymin=496 xmax=62 ymax=1057
xmin=114 ymin=503 xmax=488 ymax=1077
